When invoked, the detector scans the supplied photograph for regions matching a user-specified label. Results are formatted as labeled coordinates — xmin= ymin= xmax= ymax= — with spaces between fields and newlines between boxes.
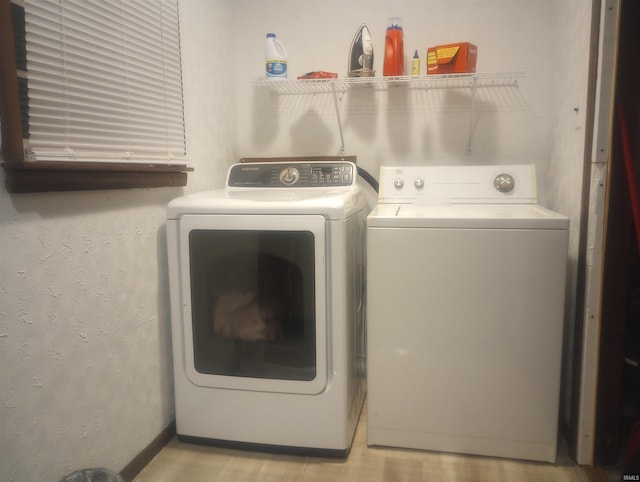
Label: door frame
xmin=572 ymin=0 xmax=621 ymax=465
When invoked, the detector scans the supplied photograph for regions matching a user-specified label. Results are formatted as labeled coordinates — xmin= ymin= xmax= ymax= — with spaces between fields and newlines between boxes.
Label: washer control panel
xmin=379 ymin=164 xmax=537 ymax=204
xmin=228 ymin=162 xmax=355 ymax=188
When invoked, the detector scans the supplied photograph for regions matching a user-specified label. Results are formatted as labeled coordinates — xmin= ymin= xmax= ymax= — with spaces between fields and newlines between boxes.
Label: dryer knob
xmin=280 ymin=167 xmax=300 ymax=185
xmin=414 ymin=178 xmax=425 ymax=189
xmin=394 ymin=178 xmax=404 ymax=190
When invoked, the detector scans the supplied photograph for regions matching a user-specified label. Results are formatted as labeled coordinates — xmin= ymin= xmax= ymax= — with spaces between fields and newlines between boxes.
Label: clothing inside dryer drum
xmin=188 ymin=230 xmax=317 ymax=381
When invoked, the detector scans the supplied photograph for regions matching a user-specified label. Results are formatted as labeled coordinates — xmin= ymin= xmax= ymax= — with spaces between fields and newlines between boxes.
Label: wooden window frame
xmin=0 ymin=0 xmax=192 ymax=194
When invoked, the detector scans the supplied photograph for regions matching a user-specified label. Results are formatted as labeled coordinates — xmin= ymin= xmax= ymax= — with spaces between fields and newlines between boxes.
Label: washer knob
xmin=394 ymin=178 xmax=404 ymax=190
xmin=414 ymin=178 xmax=425 ymax=189
xmin=494 ymin=173 xmax=515 ymax=193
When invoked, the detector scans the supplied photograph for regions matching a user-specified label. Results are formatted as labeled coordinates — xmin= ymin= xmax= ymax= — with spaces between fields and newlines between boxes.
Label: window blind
xmin=23 ymin=0 xmax=186 ymax=164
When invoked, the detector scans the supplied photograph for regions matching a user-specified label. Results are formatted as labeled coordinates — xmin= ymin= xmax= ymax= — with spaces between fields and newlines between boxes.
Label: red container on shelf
xmin=383 ymin=17 xmax=404 ymax=76
xmin=427 ymin=42 xmax=477 ymax=75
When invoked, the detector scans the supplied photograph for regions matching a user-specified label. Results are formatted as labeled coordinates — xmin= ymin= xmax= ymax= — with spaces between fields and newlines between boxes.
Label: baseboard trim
xmin=176 ymin=433 xmax=350 ymax=458
xmin=120 ymin=420 xmax=176 ymax=482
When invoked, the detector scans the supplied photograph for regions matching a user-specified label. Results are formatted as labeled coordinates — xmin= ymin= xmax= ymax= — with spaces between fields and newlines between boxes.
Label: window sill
xmin=3 ymin=161 xmax=192 ymax=193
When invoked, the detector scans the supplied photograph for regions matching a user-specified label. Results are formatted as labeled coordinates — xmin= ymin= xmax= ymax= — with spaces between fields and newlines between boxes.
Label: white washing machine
xmin=166 ymin=161 xmax=370 ymax=456
xmin=366 ymin=164 xmax=569 ymax=463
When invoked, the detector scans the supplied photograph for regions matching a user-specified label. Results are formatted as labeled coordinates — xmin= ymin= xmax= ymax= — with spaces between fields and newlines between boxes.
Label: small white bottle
xmin=265 ymin=33 xmax=287 ymax=80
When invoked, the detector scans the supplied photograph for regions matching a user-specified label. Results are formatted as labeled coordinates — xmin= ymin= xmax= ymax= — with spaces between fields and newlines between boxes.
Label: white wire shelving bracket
xmin=254 ymin=72 xmax=526 ymax=155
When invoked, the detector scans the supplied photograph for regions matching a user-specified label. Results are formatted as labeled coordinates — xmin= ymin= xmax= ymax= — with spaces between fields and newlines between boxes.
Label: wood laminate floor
xmin=134 ymin=401 xmax=613 ymax=482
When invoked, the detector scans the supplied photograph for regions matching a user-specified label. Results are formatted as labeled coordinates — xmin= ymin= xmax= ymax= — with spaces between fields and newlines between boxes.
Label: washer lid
xmin=367 ymin=203 xmax=569 ymax=229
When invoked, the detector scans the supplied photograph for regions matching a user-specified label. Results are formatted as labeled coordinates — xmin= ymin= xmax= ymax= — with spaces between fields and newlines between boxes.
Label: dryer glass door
xmin=178 ymin=214 xmax=327 ymax=395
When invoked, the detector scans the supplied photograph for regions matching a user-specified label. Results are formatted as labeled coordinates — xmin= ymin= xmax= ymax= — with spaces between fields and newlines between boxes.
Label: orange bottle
xmin=383 ymin=17 xmax=404 ymax=76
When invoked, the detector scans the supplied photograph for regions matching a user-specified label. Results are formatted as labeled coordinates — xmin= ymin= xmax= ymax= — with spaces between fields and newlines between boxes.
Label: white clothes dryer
xmin=166 ymin=161 xmax=370 ymax=456
xmin=366 ymin=164 xmax=569 ymax=463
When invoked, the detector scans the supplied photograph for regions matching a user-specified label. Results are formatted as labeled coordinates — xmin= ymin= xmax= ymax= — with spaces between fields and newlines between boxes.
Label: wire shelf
xmin=254 ymin=72 xmax=525 ymax=95
xmin=253 ymin=71 xmax=526 ymax=156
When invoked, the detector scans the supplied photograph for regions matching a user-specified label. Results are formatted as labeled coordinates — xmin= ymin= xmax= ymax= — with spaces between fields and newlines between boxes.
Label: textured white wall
xmin=0 ymin=190 xmax=177 ymax=481
xmin=181 ymin=0 xmax=237 ymax=193
xmin=0 ymin=2 xmax=234 ymax=481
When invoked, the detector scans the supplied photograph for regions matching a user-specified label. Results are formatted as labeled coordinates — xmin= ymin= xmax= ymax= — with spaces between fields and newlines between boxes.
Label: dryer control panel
xmin=228 ymin=162 xmax=355 ymax=188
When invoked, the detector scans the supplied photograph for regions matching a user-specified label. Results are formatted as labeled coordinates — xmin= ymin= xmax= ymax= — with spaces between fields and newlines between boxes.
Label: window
xmin=0 ymin=0 xmax=192 ymax=193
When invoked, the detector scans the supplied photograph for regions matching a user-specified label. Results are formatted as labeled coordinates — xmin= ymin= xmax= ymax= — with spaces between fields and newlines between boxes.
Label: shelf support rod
xmin=466 ymin=75 xmax=478 ymax=154
xmin=331 ymin=82 xmax=346 ymax=155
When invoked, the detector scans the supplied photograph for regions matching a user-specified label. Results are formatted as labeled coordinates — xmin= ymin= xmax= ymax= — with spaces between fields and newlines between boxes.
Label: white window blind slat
xmin=27 ymin=134 xmax=186 ymax=148
xmin=28 ymin=136 xmax=186 ymax=150
xmin=27 ymin=1 xmax=181 ymax=58
xmin=29 ymin=120 xmax=186 ymax=140
xmin=27 ymin=34 xmax=183 ymax=80
xmin=30 ymin=75 xmax=182 ymax=112
xmin=27 ymin=98 xmax=186 ymax=124
xmin=26 ymin=60 xmax=183 ymax=96
xmin=27 ymin=18 xmax=182 ymax=73
xmin=29 ymin=110 xmax=185 ymax=137
xmin=24 ymin=0 xmax=186 ymax=164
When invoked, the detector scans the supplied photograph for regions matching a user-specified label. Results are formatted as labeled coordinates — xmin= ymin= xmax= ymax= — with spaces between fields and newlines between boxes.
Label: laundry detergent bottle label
xmin=266 ymin=33 xmax=288 ymax=79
